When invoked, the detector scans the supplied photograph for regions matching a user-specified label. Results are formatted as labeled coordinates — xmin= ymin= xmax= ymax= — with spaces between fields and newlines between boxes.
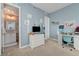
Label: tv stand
xmin=29 ymin=32 xmax=45 ymax=49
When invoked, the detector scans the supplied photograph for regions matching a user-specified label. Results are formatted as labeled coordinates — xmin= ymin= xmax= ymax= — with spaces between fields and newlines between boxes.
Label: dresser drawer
xmin=29 ymin=34 xmax=45 ymax=48
xmin=30 ymin=40 xmax=44 ymax=48
xmin=30 ymin=40 xmax=44 ymax=45
xmin=29 ymin=38 xmax=44 ymax=42
xmin=30 ymin=34 xmax=44 ymax=38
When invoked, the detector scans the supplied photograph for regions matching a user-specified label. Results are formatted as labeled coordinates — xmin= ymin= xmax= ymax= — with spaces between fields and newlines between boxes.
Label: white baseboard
xmin=50 ymin=37 xmax=58 ymax=41
xmin=3 ymin=42 xmax=17 ymax=47
xmin=21 ymin=44 xmax=29 ymax=48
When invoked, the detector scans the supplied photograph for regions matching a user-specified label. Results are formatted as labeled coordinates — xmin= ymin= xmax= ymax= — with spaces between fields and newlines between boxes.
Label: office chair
xmin=62 ymin=36 xmax=75 ymax=51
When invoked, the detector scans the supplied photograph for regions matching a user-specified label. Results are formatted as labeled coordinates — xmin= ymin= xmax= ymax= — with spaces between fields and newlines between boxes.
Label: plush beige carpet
xmin=3 ymin=39 xmax=79 ymax=56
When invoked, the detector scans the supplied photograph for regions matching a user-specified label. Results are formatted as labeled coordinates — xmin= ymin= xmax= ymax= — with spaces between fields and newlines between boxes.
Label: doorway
xmin=44 ymin=16 xmax=50 ymax=40
xmin=1 ymin=3 xmax=21 ymax=55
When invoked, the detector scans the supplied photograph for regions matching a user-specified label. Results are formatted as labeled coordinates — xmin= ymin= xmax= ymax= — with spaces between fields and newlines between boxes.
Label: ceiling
xmin=32 ymin=3 xmax=71 ymax=13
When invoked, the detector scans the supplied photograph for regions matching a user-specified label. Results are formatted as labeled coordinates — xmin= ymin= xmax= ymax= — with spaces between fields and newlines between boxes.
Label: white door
xmin=44 ymin=16 xmax=50 ymax=40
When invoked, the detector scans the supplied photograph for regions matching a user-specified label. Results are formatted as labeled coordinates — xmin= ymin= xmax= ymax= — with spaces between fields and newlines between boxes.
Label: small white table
xmin=29 ymin=33 xmax=45 ymax=49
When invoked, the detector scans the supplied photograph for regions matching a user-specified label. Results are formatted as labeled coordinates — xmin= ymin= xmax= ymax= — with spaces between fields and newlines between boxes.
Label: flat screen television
xmin=75 ymin=26 xmax=79 ymax=33
xmin=32 ymin=26 xmax=40 ymax=32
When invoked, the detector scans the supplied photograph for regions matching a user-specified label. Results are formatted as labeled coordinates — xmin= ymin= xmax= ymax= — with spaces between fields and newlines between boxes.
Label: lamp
xmin=4 ymin=14 xmax=17 ymax=21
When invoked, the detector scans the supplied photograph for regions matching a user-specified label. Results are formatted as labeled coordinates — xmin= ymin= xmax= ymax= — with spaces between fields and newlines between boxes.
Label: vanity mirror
xmin=5 ymin=21 xmax=16 ymax=32
xmin=3 ymin=4 xmax=18 ymax=33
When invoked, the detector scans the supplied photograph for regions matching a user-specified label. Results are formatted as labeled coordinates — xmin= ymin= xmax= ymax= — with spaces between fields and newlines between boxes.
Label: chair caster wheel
xmin=63 ymin=47 xmax=64 ymax=48
xmin=74 ymin=48 xmax=75 ymax=49
xmin=70 ymin=49 xmax=72 ymax=51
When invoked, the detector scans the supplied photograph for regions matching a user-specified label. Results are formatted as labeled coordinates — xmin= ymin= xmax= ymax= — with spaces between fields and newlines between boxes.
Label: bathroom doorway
xmin=1 ymin=3 xmax=21 ymax=55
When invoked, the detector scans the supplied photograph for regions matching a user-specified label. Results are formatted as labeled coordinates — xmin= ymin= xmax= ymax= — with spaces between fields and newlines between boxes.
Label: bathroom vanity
xmin=4 ymin=32 xmax=17 ymax=47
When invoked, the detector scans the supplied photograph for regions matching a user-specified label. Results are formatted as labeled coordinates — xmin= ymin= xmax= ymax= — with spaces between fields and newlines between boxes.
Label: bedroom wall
xmin=16 ymin=3 xmax=48 ymax=47
xmin=49 ymin=3 xmax=79 ymax=40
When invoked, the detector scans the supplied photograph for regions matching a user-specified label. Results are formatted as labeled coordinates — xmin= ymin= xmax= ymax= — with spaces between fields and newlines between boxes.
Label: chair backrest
xmin=63 ymin=36 xmax=72 ymax=43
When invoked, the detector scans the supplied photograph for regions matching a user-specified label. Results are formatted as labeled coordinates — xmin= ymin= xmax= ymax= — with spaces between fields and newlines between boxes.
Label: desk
xmin=74 ymin=35 xmax=79 ymax=50
xmin=58 ymin=33 xmax=73 ymax=45
xmin=58 ymin=33 xmax=79 ymax=50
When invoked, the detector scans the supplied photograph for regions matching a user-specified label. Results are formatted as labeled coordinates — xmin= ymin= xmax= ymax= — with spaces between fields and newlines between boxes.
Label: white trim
xmin=3 ymin=42 xmax=17 ymax=48
xmin=21 ymin=45 xmax=29 ymax=48
xmin=7 ymin=3 xmax=20 ymax=9
xmin=18 ymin=4 xmax=22 ymax=48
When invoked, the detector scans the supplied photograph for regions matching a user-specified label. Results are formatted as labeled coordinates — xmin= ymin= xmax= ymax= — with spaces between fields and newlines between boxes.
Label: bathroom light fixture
xmin=3 ymin=7 xmax=17 ymax=21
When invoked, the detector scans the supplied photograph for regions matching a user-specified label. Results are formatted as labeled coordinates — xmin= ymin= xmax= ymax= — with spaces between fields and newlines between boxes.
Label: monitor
xmin=32 ymin=26 xmax=40 ymax=32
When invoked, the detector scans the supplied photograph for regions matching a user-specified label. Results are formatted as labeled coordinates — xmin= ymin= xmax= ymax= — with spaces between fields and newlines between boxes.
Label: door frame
xmin=2 ymin=3 xmax=22 ymax=48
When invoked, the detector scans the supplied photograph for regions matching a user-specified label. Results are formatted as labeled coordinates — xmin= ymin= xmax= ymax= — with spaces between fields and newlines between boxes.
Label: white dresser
xmin=29 ymin=34 xmax=45 ymax=49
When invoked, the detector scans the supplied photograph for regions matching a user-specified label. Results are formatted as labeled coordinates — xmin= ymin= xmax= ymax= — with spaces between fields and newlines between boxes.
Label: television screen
xmin=75 ymin=26 xmax=79 ymax=32
xmin=32 ymin=26 xmax=40 ymax=32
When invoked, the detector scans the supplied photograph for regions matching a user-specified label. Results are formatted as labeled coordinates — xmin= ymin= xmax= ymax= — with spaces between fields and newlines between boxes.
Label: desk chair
xmin=62 ymin=36 xmax=75 ymax=51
